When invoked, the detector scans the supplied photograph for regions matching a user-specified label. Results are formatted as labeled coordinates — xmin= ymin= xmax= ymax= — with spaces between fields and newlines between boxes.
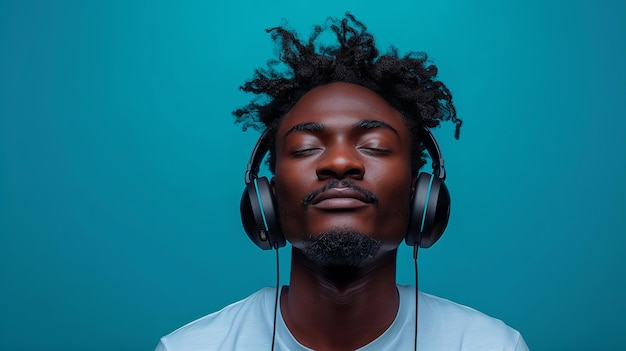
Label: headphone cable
xmin=271 ymin=243 xmax=280 ymax=351
xmin=413 ymin=244 xmax=419 ymax=351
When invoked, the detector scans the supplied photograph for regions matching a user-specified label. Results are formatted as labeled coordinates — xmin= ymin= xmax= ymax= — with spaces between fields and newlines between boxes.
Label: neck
xmin=281 ymin=248 xmax=400 ymax=351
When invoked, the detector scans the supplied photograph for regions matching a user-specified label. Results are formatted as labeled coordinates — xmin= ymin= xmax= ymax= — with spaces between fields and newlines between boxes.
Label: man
xmin=156 ymin=14 xmax=528 ymax=351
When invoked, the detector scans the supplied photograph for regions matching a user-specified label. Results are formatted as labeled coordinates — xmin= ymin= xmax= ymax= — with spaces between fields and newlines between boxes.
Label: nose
xmin=316 ymin=144 xmax=365 ymax=180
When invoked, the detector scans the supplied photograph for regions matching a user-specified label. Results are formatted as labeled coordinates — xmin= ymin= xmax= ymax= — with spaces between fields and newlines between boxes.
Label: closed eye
xmin=359 ymin=147 xmax=392 ymax=155
xmin=291 ymin=147 xmax=322 ymax=157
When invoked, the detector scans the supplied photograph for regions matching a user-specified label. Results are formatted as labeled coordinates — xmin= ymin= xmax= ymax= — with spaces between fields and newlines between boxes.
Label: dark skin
xmin=271 ymin=82 xmax=416 ymax=350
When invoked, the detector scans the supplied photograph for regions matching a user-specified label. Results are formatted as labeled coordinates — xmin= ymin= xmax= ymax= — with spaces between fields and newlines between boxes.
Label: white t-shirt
xmin=156 ymin=285 xmax=529 ymax=350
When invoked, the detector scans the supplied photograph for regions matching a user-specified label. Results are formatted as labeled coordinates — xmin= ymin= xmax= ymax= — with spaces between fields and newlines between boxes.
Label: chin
xmin=300 ymin=228 xmax=382 ymax=267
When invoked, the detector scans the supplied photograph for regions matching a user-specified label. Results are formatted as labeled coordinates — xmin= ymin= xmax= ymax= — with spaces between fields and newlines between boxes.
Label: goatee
xmin=302 ymin=229 xmax=382 ymax=267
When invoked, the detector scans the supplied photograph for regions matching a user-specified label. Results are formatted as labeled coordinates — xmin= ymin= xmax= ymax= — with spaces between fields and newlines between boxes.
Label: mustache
xmin=302 ymin=180 xmax=379 ymax=206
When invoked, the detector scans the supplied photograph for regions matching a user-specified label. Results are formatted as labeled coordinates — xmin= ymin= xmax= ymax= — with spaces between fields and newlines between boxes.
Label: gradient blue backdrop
xmin=1 ymin=1 xmax=624 ymax=350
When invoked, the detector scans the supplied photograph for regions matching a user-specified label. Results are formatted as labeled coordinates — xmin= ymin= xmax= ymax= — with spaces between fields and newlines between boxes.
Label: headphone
xmin=240 ymin=126 xmax=450 ymax=250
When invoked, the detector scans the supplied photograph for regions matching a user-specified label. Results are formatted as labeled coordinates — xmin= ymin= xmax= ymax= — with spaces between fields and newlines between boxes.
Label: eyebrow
xmin=353 ymin=120 xmax=400 ymax=136
xmin=284 ymin=122 xmax=324 ymax=136
xmin=284 ymin=120 xmax=400 ymax=138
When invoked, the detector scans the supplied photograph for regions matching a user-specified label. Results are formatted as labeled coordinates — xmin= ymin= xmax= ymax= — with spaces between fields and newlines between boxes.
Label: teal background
xmin=1 ymin=1 xmax=624 ymax=350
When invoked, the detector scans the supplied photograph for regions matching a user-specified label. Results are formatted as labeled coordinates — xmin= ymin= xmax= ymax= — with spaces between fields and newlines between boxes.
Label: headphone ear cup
xmin=406 ymin=173 xmax=451 ymax=248
xmin=420 ymin=176 xmax=450 ymax=248
xmin=240 ymin=176 xmax=286 ymax=250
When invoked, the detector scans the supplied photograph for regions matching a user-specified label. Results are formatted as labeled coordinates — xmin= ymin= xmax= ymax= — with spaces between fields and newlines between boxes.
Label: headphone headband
xmin=244 ymin=129 xmax=271 ymax=184
xmin=419 ymin=127 xmax=446 ymax=181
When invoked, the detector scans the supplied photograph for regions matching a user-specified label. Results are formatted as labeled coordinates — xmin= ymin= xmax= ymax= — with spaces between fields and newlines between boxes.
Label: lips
xmin=311 ymin=187 xmax=372 ymax=210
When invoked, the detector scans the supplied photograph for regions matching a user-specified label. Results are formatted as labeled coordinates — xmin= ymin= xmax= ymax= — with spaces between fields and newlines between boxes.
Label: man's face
xmin=272 ymin=82 xmax=414 ymax=257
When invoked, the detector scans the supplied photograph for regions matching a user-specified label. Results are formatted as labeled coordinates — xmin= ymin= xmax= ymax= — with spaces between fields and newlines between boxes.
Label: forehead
xmin=277 ymin=82 xmax=409 ymax=136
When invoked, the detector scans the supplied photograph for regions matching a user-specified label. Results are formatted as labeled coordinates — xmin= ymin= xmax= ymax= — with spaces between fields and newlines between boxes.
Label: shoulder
xmin=156 ymin=288 xmax=276 ymax=351
xmin=397 ymin=286 xmax=528 ymax=350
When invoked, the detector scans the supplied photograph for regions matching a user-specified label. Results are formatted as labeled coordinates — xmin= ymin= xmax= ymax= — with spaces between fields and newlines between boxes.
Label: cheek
xmin=371 ymin=164 xmax=413 ymax=199
xmin=374 ymin=172 xmax=414 ymax=222
xmin=379 ymin=190 xmax=412 ymax=221
xmin=273 ymin=159 xmax=318 ymax=201
xmin=272 ymin=174 xmax=310 ymax=227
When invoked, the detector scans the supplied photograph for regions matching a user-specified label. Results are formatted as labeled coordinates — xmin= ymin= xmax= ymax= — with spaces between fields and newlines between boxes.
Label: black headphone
xmin=240 ymin=126 xmax=450 ymax=250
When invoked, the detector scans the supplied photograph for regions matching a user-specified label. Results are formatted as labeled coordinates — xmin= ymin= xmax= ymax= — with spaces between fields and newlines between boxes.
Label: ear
xmin=270 ymin=176 xmax=276 ymax=194
xmin=410 ymin=175 xmax=417 ymax=198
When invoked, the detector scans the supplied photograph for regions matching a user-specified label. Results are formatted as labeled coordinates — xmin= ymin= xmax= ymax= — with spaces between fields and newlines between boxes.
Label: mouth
xmin=310 ymin=187 xmax=375 ymax=210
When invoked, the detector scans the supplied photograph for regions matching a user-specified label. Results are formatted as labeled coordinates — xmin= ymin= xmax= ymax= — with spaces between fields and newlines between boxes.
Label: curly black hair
xmin=233 ymin=13 xmax=462 ymax=174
